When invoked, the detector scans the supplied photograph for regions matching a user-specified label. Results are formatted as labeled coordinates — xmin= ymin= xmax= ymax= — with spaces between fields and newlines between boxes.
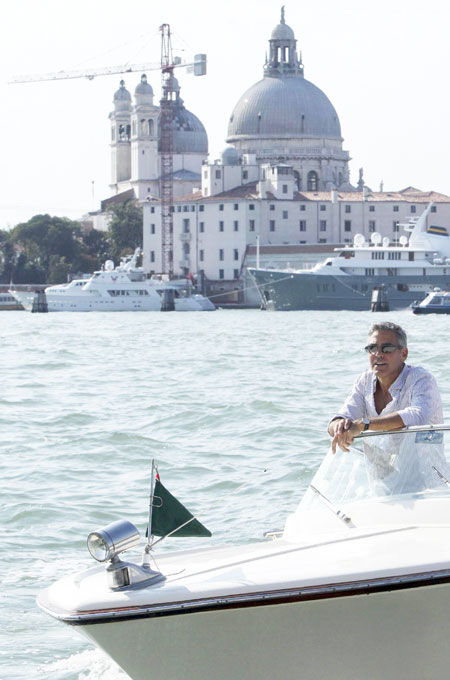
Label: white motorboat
xmin=9 ymin=249 xmax=215 ymax=312
xmin=38 ymin=425 xmax=450 ymax=680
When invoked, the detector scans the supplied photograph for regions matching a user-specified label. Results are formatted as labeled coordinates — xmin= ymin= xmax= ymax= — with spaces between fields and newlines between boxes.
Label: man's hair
xmin=369 ymin=322 xmax=407 ymax=347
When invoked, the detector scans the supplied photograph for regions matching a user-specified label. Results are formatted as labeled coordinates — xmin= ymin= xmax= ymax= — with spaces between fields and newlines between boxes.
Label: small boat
xmin=412 ymin=289 xmax=450 ymax=314
xmin=9 ymin=249 xmax=215 ymax=312
xmin=249 ymin=202 xmax=450 ymax=310
xmin=38 ymin=425 xmax=450 ymax=680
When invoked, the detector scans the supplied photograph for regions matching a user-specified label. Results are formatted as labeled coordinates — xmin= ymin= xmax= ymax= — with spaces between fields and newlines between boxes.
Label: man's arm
xmin=330 ymin=413 xmax=406 ymax=453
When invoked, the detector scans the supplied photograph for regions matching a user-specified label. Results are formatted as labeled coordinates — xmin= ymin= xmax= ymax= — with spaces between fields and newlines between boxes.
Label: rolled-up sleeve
xmin=396 ymin=372 xmax=443 ymax=427
xmin=330 ymin=373 xmax=368 ymax=424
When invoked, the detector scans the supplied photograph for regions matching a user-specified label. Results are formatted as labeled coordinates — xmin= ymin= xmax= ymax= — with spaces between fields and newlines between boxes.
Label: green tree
xmin=108 ymin=200 xmax=143 ymax=260
xmin=9 ymin=214 xmax=83 ymax=281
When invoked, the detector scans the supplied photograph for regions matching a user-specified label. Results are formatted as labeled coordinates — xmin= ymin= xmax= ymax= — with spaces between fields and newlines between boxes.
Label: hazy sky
xmin=1 ymin=0 xmax=449 ymax=229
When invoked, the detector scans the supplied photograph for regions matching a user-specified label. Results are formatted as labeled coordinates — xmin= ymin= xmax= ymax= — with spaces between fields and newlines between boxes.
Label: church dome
xmin=227 ymin=76 xmax=341 ymax=140
xmin=172 ymin=105 xmax=208 ymax=154
xmin=113 ymin=80 xmax=131 ymax=112
xmin=135 ymin=74 xmax=153 ymax=96
xmin=227 ymin=9 xmax=342 ymax=144
xmin=221 ymin=146 xmax=240 ymax=165
xmin=271 ymin=21 xmax=295 ymax=40
xmin=158 ymin=82 xmax=208 ymax=154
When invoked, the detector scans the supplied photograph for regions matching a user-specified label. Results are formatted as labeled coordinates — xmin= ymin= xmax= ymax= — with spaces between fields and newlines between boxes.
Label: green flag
xmin=150 ymin=478 xmax=211 ymax=538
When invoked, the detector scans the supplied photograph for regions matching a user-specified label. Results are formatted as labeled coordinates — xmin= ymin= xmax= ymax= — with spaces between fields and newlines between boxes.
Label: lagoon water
xmin=2 ymin=308 xmax=450 ymax=679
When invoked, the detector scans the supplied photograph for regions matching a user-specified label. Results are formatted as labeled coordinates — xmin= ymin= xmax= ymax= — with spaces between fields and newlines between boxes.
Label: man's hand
xmin=330 ymin=418 xmax=363 ymax=453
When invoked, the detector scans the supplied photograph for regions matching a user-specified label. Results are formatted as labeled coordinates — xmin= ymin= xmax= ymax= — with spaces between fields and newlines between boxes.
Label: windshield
xmin=301 ymin=427 xmax=450 ymax=510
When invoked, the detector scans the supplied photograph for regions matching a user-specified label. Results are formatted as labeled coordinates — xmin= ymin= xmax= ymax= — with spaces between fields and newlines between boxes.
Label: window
xmin=150 ymin=206 xmax=155 ymax=213
xmin=282 ymin=184 xmax=288 ymax=194
xmin=199 ymin=222 xmax=204 ymax=233
xmin=182 ymin=219 xmax=190 ymax=233
xmin=233 ymin=221 xmax=239 ymax=231
xmin=199 ymin=250 xmax=204 ymax=262
xmin=249 ymin=220 xmax=255 ymax=231
xmin=219 ymin=221 xmax=224 ymax=232
xmin=249 ymin=204 xmax=255 ymax=211
xmin=319 ymin=238 xmax=327 ymax=243
xmin=369 ymin=205 xmax=375 ymax=212
xmin=320 ymin=220 xmax=327 ymax=231
xmin=270 ymin=204 xmax=275 ymax=211
xmin=191 ymin=206 xmax=195 ymax=212
xmin=177 ymin=206 xmax=182 ymax=212
xmin=344 ymin=220 xmax=351 ymax=232
xmin=369 ymin=221 xmax=375 ymax=232
xmin=243 ymin=171 xmax=248 ymax=180
xmin=269 ymin=220 xmax=275 ymax=231
xmin=183 ymin=206 xmax=189 ymax=212
xmin=219 ymin=204 xmax=224 ymax=211
xmin=233 ymin=269 xmax=239 ymax=279
xmin=300 ymin=204 xmax=306 ymax=211
xmin=234 ymin=203 xmax=239 ymax=211
xmin=411 ymin=206 xmax=416 ymax=213
xmin=199 ymin=205 xmax=204 ymax=212
xmin=393 ymin=221 xmax=399 ymax=232
xmin=150 ymin=224 xmax=155 ymax=234
xmin=219 ymin=249 xmax=224 ymax=261
xmin=219 ymin=269 xmax=224 ymax=279
xmin=150 ymin=251 xmax=155 ymax=262
xmin=233 ymin=249 xmax=239 ymax=261
xmin=299 ymin=220 xmax=306 ymax=231
xmin=345 ymin=205 xmax=351 ymax=213
xmin=307 ymin=171 xmax=318 ymax=191
xmin=282 ymin=210 xmax=288 ymax=219
xmin=320 ymin=204 xmax=327 ymax=212
xmin=215 ymin=170 xmax=221 ymax=179
xmin=431 ymin=206 xmax=437 ymax=213
xmin=393 ymin=206 xmax=399 ymax=212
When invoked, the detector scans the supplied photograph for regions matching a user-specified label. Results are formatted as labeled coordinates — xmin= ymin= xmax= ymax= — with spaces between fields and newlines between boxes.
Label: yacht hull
xmin=248 ymin=269 xmax=450 ymax=311
xmin=71 ymin=579 xmax=450 ymax=680
xmin=9 ymin=290 xmax=214 ymax=312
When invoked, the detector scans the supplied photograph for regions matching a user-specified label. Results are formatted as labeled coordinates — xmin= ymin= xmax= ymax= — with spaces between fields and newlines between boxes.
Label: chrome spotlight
xmin=87 ymin=520 xmax=140 ymax=563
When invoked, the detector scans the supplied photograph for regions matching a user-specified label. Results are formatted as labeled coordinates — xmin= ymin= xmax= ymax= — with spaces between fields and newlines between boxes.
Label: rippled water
xmin=2 ymin=308 xmax=449 ymax=679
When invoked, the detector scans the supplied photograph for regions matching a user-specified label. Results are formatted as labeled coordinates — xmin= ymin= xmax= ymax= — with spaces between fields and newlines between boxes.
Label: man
xmin=328 ymin=322 xmax=442 ymax=454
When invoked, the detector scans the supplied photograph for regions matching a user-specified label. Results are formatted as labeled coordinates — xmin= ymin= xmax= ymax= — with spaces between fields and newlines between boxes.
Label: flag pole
xmin=146 ymin=459 xmax=156 ymax=552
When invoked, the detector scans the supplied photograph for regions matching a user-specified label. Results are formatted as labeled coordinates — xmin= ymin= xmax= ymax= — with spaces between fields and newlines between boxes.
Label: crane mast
xmin=159 ymin=24 xmax=175 ymax=278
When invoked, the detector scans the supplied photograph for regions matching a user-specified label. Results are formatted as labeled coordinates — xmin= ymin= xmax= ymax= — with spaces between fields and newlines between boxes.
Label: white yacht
xmin=9 ymin=250 xmax=215 ymax=312
xmin=249 ymin=203 xmax=450 ymax=310
xmin=38 ymin=425 xmax=450 ymax=680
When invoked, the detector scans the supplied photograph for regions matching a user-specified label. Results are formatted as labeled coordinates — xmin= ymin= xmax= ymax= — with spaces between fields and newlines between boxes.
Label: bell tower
xmin=109 ymin=80 xmax=132 ymax=190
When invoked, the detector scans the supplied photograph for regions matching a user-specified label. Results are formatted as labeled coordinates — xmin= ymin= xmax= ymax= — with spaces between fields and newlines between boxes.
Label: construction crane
xmin=9 ymin=25 xmax=207 ymax=278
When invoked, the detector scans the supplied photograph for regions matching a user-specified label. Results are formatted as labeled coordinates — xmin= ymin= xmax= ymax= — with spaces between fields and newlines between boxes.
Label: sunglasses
xmin=364 ymin=343 xmax=403 ymax=355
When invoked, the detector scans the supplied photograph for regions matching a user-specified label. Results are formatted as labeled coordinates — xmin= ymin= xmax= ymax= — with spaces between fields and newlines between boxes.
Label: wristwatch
xmin=362 ymin=417 xmax=371 ymax=431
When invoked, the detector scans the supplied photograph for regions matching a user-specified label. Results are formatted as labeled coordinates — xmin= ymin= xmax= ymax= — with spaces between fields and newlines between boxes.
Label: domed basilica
xmin=226 ymin=7 xmax=352 ymax=191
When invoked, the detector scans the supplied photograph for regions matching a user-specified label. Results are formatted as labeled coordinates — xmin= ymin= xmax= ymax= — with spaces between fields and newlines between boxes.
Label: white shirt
xmin=334 ymin=364 xmax=443 ymax=427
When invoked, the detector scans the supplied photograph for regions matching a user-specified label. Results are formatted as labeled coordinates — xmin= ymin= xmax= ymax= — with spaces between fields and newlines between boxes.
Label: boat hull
xmin=248 ymin=269 xmax=450 ymax=311
xmin=9 ymin=290 xmax=215 ymax=312
xmin=74 ymin=579 xmax=450 ymax=680
xmin=412 ymin=306 xmax=450 ymax=315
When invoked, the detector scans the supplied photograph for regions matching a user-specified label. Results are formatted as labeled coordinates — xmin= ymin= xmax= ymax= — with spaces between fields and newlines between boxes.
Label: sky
xmin=1 ymin=0 xmax=449 ymax=230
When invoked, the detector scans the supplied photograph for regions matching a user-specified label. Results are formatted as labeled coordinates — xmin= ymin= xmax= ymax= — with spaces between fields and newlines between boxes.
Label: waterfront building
xmin=142 ymin=10 xmax=450 ymax=305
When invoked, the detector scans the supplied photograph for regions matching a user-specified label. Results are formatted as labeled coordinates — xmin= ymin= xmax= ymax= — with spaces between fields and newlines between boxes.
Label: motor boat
xmin=412 ymin=289 xmax=450 ymax=314
xmin=249 ymin=202 xmax=450 ymax=310
xmin=37 ymin=425 xmax=450 ymax=680
xmin=9 ymin=249 xmax=215 ymax=312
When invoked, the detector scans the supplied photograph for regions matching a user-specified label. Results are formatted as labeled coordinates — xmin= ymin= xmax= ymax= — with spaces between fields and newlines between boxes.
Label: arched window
xmin=140 ymin=119 xmax=148 ymax=136
xmin=307 ymin=171 xmax=318 ymax=191
xmin=148 ymin=119 xmax=154 ymax=135
xmin=294 ymin=170 xmax=301 ymax=191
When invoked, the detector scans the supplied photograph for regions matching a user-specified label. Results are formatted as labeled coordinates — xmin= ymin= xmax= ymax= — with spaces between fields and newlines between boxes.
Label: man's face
xmin=367 ymin=330 xmax=408 ymax=381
